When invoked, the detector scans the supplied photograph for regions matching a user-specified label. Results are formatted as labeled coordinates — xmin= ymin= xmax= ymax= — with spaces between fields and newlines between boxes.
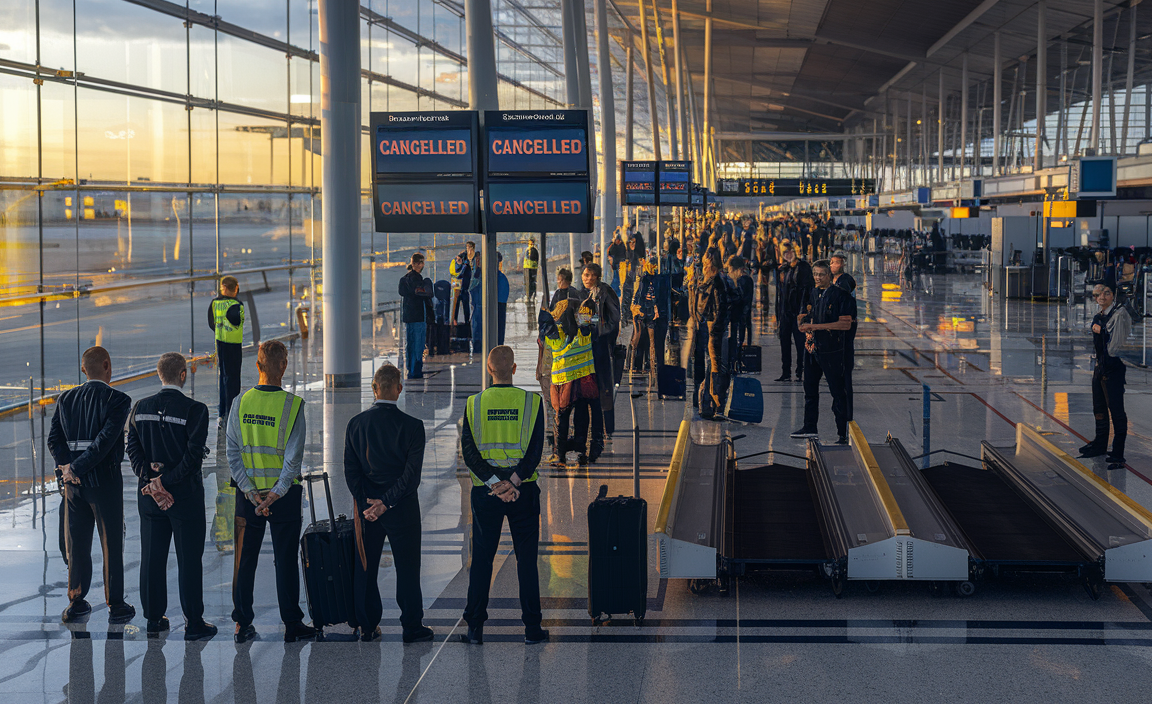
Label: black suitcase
xmin=657 ymin=365 xmax=686 ymax=399
xmin=587 ymin=484 xmax=647 ymax=624
xmin=723 ymin=375 xmax=764 ymax=424
xmin=433 ymin=321 xmax=451 ymax=356
xmin=613 ymin=343 xmax=626 ymax=386
xmin=740 ymin=345 xmax=762 ymax=374
xmin=300 ymin=473 xmax=359 ymax=633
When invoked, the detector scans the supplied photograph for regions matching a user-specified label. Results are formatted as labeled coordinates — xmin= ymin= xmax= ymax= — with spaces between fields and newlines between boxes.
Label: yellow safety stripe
xmin=848 ymin=421 xmax=911 ymax=536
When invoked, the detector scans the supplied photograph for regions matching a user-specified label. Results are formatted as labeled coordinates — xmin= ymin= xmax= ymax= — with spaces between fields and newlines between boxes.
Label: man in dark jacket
xmin=727 ymin=256 xmax=755 ymax=354
xmin=607 ymin=229 xmax=628 ymax=296
xmin=792 ymin=261 xmax=853 ymax=443
xmin=398 ymin=253 xmax=434 ymax=380
xmin=48 ymin=346 xmax=136 ymax=624
xmin=343 ymin=363 xmax=433 ymax=643
xmin=691 ymin=249 xmax=730 ymax=418
xmin=831 ymin=252 xmax=858 ymax=421
xmin=776 ymin=241 xmax=814 ymax=382
xmin=126 ymin=352 xmax=216 ymax=639
xmin=581 ymin=263 xmax=622 ymax=438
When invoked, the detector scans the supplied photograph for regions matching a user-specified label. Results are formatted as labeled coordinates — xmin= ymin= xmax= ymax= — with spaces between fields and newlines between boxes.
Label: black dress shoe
xmin=284 ymin=621 xmax=317 ymax=643
xmin=185 ymin=620 xmax=217 ymax=641
xmin=1108 ymin=461 xmax=1128 ymax=471
xmin=576 ymin=452 xmax=589 ymax=465
xmin=524 ymin=628 xmax=550 ymax=645
xmin=835 ymin=435 xmax=849 ymax=446
xmin=108 ymin=603 xmax=136 ymax=624
xmin=458 ymin=625 xmax=483 ymax=644
xmin=1080 ymin=445 xmax=1107 ymax=458
xmin=1106 ymin=451 xmax=1126 ymax=464
xmin=402 ymin=625 xmax=434 ymax=643
xmin=146 ymin=617 xmax=170 ymax=636
xmin=234 ymin=624 xmax=257 ymax=644
xmin=360 ymin=627 xmax=382 ymax=643
xmin=62 ymin=600 xmax=92 ymax=623
xmin=790 ymin=427 xmax=819 ymax=439
xmin=773 ymin=374 xmax=791 ymax=382
xmin=588 ymin=445 xmax=603 ymax=463
xmin=1079 ymin=441 xmax=1104 ymax=455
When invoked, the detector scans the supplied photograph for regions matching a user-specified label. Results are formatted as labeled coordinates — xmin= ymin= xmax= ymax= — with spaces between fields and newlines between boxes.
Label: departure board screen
xmin=658 ymin=161 xmax=692 ymax=205
xmin=621 ymin=161 xmax=657 ymax=205
xmin=370 ymin=111 xmax=481 ymax=233
xmin=483 ymin=110 xmax=593 ymax=232
xmin=735 ymin=178 xmax=876 ymax=197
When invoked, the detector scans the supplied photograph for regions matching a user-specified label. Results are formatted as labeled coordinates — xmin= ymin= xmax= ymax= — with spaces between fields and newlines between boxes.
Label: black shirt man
xmin=831 ymin=252 xmax=858 ymax=421
xmin=791 ymin=261 xmax=853 ymax=444
xmin=125 ymin=353 xmax=216 ymax=639
xmin=775 ymin=242 xmax=814 ymax=382
xmin=1080 ymin=283 xmax=1132 ymax=469
xmin=48 ymin=346 xmax=135 ymax=624
xmin=343 ymin=364 xmax=433 ymax=643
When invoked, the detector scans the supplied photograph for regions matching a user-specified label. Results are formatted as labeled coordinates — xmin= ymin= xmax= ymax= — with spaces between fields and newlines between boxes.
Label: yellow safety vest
xmin=465 ymin=386 xmax=541 ymax=486
xmin=212 ymin=297 xmax=244 ymax=344
xmin=238 ymin=388 xmax=303 ymax=492
xmin=544 ymin=327 xmax=595 ymax=385
xmin=523 ymin=248 xmax=538 ymax=269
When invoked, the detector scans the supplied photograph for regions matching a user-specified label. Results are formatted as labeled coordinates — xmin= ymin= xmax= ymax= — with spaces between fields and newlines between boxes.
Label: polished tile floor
xmin=3 ymin=257 xmax=1152 ymax=702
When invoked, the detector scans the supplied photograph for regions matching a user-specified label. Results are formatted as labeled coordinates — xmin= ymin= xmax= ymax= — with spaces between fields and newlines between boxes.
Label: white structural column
xmin=318 ymin=0 xmax=360 ymax=388
xmin=625 ymin=37 xmax=634 ymax=161
xmin=993 ymin=31 xmax=1001 ymax=175
xmin=1035 ymin=0 xmax=1046 ymax=170
xmin=561 ymin=0 xmax=580 ymax=269
xmin=672 ymin=0 xmax=688 ymax=165
xmin=1121 ymin=2 xmax=1137 ymax=154
xmin=1091 ymin=0 xmax=1102 ymax=152
xmin=594 ymin=0 xmax=616 ymax=259
xmin=638 ymin=0 xmax=661 ymax=160
xmin=961 ymin=53 xmax=968 ymax=179
xmin=465 ymin=0 xmax=500 ymax=388
xmin=652 ymin=3 xmax=677 ymax=159
xmin=938 ymin=71 xmax=945 ymax=183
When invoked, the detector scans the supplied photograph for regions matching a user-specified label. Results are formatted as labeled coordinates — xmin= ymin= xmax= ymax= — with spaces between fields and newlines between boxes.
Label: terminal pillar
xmin=594 ymin=0 xmax=616 ymax=260
xmin=993 ymin=32 xmax=1001 ymax=176
xmin=1034 ymin=1 xmax=1046 ymax=171
xmin=465 ymin=0 xmax=500 ymax=388
xmin=1091 ymin=0 xmax=1102 ymax=152
xmin=319 ymin=0 xmax=361 ymax=388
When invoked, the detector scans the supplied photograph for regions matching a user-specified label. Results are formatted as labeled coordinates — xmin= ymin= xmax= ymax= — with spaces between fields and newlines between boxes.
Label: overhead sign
xmin=658 ymin=161 xmax=692 ymax=205
xmin=621 ymin=160 xmax=657 ymax=205
xmin=735 ymin=178 xmax=876 ymax=197
xmin=484 ymin=110 xmax=593 ymax=232
xmin=370 ymin=111 xmax=480 ymax=233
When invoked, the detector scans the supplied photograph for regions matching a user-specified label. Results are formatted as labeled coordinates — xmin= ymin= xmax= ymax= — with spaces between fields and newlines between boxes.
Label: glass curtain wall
xmin=0 ymin=0 xmax=672 ymax=408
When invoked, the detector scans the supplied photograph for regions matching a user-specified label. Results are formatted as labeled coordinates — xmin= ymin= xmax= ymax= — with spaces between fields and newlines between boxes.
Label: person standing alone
xmin=398 ymin=253 xmax=434 ymax=380
xmin=524 ymin=237 xmax=540 ymax=302
xmin=208 ymin=276 xmax=245 ymax=426
xmin=791 ymin=261 xmax=852 ymax=444
xmin=1080 ymin=283 xmax=1131 ymax=470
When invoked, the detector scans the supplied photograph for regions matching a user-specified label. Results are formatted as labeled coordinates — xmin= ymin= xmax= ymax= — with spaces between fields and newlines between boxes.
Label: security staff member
xmin=830 ymin=251 xmax=858 ymax=421
xmin=125 ymin=353 xmax=217 ymax=640
xmin=791 ymin=261 xmax=853 ymax=444
xmin=459 ymin=346 xmax=548 ymax=646
xmin=524 ymin=237 xmax=540 ymax=302
xmin=208 ymin=275 xmax=245 ymax=426
xmin=226 ymin=340 xmax=316 ymax=644
xmin=775 ymin=241 xmax=813 ymax=382
xmin=343 ymin=364 xmax=434 ymax=643
xmin=1080 ymin=283 xmax=1132 ymax=469
xmin=48 ymin=346 xmax=136 ymax=624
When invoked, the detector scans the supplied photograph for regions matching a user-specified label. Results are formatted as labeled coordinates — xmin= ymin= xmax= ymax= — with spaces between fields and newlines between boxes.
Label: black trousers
xmin=139 ymin=479 xmax=206 ymax=622
xmin=216 ymin=341 xmax=242 ymax=420
xmin=452 ymin=289 xmax=471 ymax=325
xmin=631 ymin=319 xmax=667 ymax=371
xmin=1091 ymin=363 xmax=1127 ymax=457
xmin=527 ymin=269 xmax=537 ymax=299
xmin=803 ymin=351 xmax=848 ymax=437
xmin=778 ymin=315 xmax=805 ymax=377
xmin=65 ymin=471 xmax=125 ymax=605
xmin=843 ymin=344 xmax=855 ymax=421
xmin=231 ymin=483 xmax=305 ymax=626
xmin=464 ymin=482 xmax=541 ymax=629
xmin=354 ymin=494 xmax=424 ymax=631
xmin=557 ymin=397 xmax=603 ymax=456
xmin=592 ymin=338 xmax=617 ymax=436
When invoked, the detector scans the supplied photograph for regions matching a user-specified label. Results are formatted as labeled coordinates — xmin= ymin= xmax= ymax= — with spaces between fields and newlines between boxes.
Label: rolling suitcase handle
xmin=301 ymin=472 xmax=337 ymax=536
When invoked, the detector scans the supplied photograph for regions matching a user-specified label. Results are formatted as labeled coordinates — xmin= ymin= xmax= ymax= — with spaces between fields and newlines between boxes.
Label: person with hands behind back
xmin=226 ymin=340 xmax=317 ymax=644
xmin=126 ymin=353 xmax=216 ymax=640
xmin=342 ymin=363 xmax=434 ymax=644
xmin=459 ymin=346 xmax=548 ymax=646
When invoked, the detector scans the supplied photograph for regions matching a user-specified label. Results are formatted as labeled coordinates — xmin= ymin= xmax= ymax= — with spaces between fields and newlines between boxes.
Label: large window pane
xmin=0 ymin=74 xmax=38 ymax=179
xmin=76 ymin=0 xmax=187 ymax=93
xmin=190 ymin=108 xmax=218 ymax=186
xmin=75 ymin=90 xmax=189 ymax=185
xmin=39 ymin=0 xmax=75 ymax=72
xmin=217 ymin=193 xmax=291 ymax=272
xmin=0 ymin=0 xmax=37 ymax=64
xmin=0 ymin=190 xmax=39 ymax=298
xmin=72 ymin=191 xmax=190 ymax=280
xmin=218 ymin=0 xmax=287 ymax=42
xmin=217 ymin=111 xmax=290 ymax=186
xmin=189 ymin=25 xmax=216 ymax=101
xmin=217 ymin=35 xmax=288 ymax=115
xmin=40 ymin=82 xmax=76 ymax=182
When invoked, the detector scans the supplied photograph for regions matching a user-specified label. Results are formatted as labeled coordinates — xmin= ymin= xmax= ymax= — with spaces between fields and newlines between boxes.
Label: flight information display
xmin=731 ymin=178 xmax=876 ymax=197
xmin=658 ymin=161 xmax=692 ymax=205
xmin=483 ymin=110 xmax=593 ymax=232
xmin=620 ymin=161 xmax=657 ymax=205
xmin=370 ymin=111 xmax=480 ymax=233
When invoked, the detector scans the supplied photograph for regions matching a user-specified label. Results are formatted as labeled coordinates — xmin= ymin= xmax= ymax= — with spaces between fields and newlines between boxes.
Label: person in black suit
xmin=126 ymin=352 xmax=217 ymax=640
xmin=343 ymin=363 xmax=433 ymax=644
xmin=48 ymin=346 xmax=136 ymax=624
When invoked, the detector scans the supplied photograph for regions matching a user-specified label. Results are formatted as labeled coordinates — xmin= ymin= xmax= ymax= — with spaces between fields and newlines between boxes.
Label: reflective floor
xmin=4 ymin=257 xmax=1152 ymax=702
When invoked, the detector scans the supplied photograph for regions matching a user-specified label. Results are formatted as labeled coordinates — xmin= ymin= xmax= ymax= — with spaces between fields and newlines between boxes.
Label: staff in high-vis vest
xmin=208 ymin=275 xmax=245 ymax=426
xmin=458 ymin=346 xmax=548 ymax=646
xmin=226 ymin=340 xmax=316 ymax=644
xmin=523 ymin=237 xmax=539 ymax=302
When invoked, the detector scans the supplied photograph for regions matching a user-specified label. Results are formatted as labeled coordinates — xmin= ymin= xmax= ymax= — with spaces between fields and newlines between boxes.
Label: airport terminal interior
xmin=7 ymin=0 xmax=1152 ymax=701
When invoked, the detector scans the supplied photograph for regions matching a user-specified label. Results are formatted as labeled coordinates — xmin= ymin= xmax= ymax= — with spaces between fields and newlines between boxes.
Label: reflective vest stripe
xmin=465 ymin=388 xmax=540 ymax=483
